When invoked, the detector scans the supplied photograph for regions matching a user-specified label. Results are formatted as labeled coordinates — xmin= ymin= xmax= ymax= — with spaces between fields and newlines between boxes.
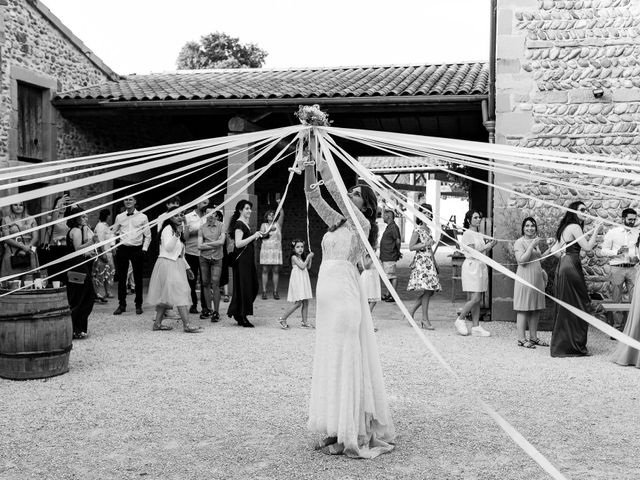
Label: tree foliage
xmin=176 ymin=32 xmax=268 ymax=69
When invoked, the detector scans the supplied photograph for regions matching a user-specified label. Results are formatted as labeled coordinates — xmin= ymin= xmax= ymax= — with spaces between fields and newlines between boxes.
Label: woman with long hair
xmin=513 ymin=217 xmax=548 ymax=348
xmin=147 ymin=211 xmax=202 ymax=333
xmin=226 ymin=199 xmax=263 ymax=327
xmin=259 ymin=209 xmax=284 ymax=299
xmin=454 ymin=209 xmax=497 ymax=337
xmin=407 ymin=203 xmax=441 ymax=330
xmin=1 ymin=202 xmax=39 ymax=280
xmin=92 ymin=209 xmax=115 ymax=303
xmin=549 ymin=201 xmax=602 ymax=357
xmin=305 ymin=159 xmax=395 ymax=459
xmin=65 ymin=206 xmax=97 ymax=339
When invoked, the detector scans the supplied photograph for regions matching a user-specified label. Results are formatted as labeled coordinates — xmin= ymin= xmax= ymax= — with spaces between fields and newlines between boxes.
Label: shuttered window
xmin=17 ymin=82 xmax=45 ymax=163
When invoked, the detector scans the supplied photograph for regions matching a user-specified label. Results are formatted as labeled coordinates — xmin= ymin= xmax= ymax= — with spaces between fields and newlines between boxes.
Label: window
xmin=17 ymin=82 xmax=46 ymax=163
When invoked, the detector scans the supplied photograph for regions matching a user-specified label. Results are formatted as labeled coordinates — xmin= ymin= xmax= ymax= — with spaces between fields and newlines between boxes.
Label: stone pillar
xmin=224 ymin=117 xmax=260 ymax=233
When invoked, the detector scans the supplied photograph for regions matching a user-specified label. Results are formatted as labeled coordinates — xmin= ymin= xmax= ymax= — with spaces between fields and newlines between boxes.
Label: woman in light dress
xmin=92 ymin=209 xmax=115 ymax=302
xmin=407 ymin=204 xmax=441 ymax=330
xmin=147 ymin=211 xmax=202 ymax=333
xmin=305 ymin=157 xmax=395 ymax=459
xmin=513 ymin=217 xmax=548 ymax=348
xmin=454 ymin=209 xmax=497 ymax=337
xmin=612 ymin=239 xmax=640 ymax=368
xmin=259 ymin=209 xmax=284 ymax=299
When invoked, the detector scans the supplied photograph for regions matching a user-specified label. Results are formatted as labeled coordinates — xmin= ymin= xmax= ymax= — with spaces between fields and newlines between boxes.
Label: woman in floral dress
xmin=407 ymin=204 xmax=441 ymax=329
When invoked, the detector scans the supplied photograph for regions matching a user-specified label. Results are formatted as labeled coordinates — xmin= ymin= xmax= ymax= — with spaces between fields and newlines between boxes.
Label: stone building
xmin=492 ymin=0 xmax=640 ymax=320
xmin=0 ymin=0 xmax=116 ymax=218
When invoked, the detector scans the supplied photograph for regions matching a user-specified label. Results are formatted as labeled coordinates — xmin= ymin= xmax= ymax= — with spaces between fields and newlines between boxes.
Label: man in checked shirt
xmin=111 ymin=196 xmax=152 ymax=315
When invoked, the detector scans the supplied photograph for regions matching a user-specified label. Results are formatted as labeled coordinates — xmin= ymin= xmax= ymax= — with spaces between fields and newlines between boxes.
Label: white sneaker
xmin=454 ymin=318 xmax=469 ymax=336
xmin=471 ymin=325 xmax=491 ymax=337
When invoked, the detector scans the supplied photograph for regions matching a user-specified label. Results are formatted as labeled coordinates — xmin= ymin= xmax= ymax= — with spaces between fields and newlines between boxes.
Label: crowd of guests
xmin=2 ymin=190 xmax=640 ymax=371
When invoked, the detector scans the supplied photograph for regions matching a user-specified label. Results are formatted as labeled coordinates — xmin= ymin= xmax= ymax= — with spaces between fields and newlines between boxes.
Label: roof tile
xmin=54 ymin=63 xmax=489 ymax=103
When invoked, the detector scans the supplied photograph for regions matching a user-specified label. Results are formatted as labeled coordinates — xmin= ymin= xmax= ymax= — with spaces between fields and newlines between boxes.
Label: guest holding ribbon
xmin=198 ymin=206 xmax=226 ymax=321
xmin=454 ymin=209 xmax=496 ymax=337
xmin=407 ymin=204 xmax=441 ymax=330
xmin=184 ymin=199 xmax=209 ymax=314
xmin=601 ymin=207 xmax=638 ymax=332
xmin=92 ymin=209 xmax=115 ymax=303
xmin=259 ymin=209 xmax=284 ymax=300
xmin=147 ymin=211 xmax=202 ymax=333
xmin=1 ymin=202 xmax=39 ymax=281
xmin=513 ymin=217 xmax=548 ymax=348
xmin=227 ymin=199 xmax=263 ymax=328
xmin=612 ymin=234 xmax=640 ymax=368
xmin=549 ymin=201 xmax=602 ymax=357
xmin=111 ymin=196 xmax=151 ymax=316
xmin=65 ymin=205 xmax=98 ymax=339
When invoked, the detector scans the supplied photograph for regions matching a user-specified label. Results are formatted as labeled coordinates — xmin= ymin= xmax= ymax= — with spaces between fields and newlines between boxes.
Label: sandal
xmin=421 ymin=321 xmax=435 ymax=330
xmin=517 ymin=339 xmax=536 ymax=349
xmin=301 ymin=322 xmax=313 ymax=328
xmin=223 ymin=295 xmax=230 ymax=303
xmin=183 ymin=325 xmax=203 ymax=333
xmin=529 ymin=337 xmax=549 ymax=347
xmin=273 ymin=292 xmax=280 ymax=300
xmin=278 ymin=317 xmax=289 ymax=329
xmin=261 ymin=292 xmax=268 ymax=300
xmin=152 ymin=324 xmax=173 ymax=331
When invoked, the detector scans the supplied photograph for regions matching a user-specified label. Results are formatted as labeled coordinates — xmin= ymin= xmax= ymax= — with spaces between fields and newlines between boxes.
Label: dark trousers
xmin=66 ymin=269 xmax=95 ymax=334
xmin=186 ymin=253 xmax=206 ymax=310
xmin=116 ymin=245 xmax=144 ymax=308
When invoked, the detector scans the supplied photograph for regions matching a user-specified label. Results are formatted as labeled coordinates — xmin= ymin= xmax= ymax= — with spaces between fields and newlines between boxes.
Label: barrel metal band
xmin=0 ymin=345 xmax=72 ymax=359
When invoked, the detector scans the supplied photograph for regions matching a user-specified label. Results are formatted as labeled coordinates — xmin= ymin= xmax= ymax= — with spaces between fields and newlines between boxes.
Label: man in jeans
xmin=601 ymin=207 xmax=638 ymax=331
xmin=184 ymin=199 xmax=209 ymax=314
xmin=380 ymin=208 xmax=402 ymax=302
xmin=198 ymin=206 xmax=226 ymax=320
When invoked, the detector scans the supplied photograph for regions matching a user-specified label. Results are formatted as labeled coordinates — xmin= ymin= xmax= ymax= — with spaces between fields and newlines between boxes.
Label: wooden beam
xmin=386 ymin=182 xmax=426 ymax=192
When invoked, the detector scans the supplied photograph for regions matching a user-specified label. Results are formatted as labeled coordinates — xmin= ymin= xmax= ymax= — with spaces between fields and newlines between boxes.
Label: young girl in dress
xmin=360 ymin=252 xmax=381 ymax=331
xmin=278 ymin=239 xmax=314 ymax=329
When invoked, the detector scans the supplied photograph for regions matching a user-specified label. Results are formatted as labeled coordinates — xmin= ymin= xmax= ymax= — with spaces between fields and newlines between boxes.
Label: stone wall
xmin=493 ymin=0 xmax=640 ymax=320
xmin=0 ymin=0 xmax=114 ymax=216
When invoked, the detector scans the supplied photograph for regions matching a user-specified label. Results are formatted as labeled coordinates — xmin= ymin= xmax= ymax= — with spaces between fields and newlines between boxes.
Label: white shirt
xmin=601 ymin=226 xmax=638 ymax=266
xmin=111 ymin=209 xmax=151 ymax=250
xmin=184 ymin=210 xmax=206 ymax=256
xmin=158 ymin=225 xmax=189 ymax=269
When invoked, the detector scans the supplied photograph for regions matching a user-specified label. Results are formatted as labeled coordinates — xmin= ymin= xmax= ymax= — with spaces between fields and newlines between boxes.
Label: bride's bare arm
xmin=304 ymin=162 xmax=344 ymax=228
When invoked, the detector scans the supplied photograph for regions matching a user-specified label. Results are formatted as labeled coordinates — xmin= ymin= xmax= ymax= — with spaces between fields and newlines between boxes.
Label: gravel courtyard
xmin=2 ymin=248 xmax=639 ymax=480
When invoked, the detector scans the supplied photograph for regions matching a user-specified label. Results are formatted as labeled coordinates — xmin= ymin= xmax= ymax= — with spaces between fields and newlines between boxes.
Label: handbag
xmin=10 ymin=250 xmax=31 ymax=268
xmin=67 ymin=270 xmax=87 ymax=284
xmin=8 ymin=233 xmax=31 ymax=269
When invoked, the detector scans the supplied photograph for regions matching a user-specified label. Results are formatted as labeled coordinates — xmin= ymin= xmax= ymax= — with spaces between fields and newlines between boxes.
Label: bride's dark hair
xmin=356 ymin=184 xmax=378 ymax=246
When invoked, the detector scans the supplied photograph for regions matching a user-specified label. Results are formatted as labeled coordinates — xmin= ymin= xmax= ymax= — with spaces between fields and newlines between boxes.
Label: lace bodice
xmin=306 ymin=179 xmax=370 ymax=265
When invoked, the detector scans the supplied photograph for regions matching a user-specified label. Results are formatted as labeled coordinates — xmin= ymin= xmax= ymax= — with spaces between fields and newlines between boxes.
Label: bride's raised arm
xmin=304 ymin=160 xmax=344 ymax=228
xmin=316 ymin=157 xmax=370 ymax=233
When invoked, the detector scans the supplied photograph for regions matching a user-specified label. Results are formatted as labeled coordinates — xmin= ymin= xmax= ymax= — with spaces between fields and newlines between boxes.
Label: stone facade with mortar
xmin=0 ymin=0 xmax=116 ymax=217
xmin=493 ymin=0 xmax=640 ymax=320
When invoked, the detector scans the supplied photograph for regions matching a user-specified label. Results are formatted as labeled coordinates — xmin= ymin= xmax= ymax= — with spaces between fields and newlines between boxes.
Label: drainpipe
xmin=483 ymin=0 xmax=498 ymax=316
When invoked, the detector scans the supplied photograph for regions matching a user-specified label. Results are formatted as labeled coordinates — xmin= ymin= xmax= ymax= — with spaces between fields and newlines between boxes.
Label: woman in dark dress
xmin=549 ymin=201 xmax=602 ymax=357
xmin=227 ymin=200 xmax=264 ymax=327
xmin=65 ymin=206 xmax=98 ymax=339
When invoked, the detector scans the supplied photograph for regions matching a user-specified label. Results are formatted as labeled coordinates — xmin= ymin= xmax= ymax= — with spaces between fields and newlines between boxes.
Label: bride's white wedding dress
xmin=306 ymin=179 xmax=395 ymax=459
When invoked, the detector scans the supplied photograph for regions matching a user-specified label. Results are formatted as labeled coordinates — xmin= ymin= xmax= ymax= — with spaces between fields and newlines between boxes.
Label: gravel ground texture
xmin=1 ymin=247 xmax=639 ymax=480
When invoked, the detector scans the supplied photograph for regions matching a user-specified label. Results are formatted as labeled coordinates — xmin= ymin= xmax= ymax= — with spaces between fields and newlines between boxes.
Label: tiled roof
xmin=359 ymin=156 xmax=447 ymax=172
xmin=54 ymin=63 xmax=488 ymax=103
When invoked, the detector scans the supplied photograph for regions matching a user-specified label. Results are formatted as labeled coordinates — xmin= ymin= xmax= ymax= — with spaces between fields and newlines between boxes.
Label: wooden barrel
xmin=0 ymin=287 xmax=72 ymax=380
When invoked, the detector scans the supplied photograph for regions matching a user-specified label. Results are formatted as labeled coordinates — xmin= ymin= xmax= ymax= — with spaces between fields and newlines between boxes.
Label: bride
xmin=305 ymin=152 xmax=395 ymax=458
